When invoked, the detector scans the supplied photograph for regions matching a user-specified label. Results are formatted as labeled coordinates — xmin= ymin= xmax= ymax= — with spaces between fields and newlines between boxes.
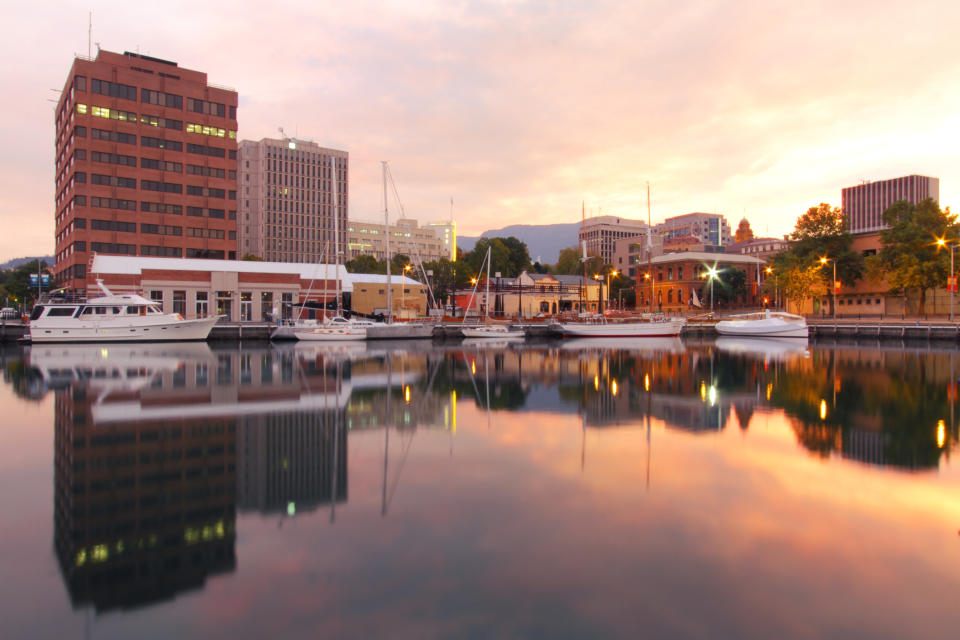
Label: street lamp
xmin=607 ymin=270 xmax=618 ymax=310
xmin=705 ymin=267 xmax=719 ymax=313
xmin=819 ymin=257 xmax=836 ymax=320
xmin=765 ymin=266 xmax=777 ymax=310
xmin=593 ymin=274 xmax=603 ymax=314
xmin=401 ymin=264 xmax=412 ymax=315
xmin=937 ymin=237 xmax=957 ymax=322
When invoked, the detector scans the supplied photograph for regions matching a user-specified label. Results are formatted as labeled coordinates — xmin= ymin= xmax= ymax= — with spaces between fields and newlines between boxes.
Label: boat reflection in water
xmin=43 ymin=342 xmax=356 ymax=612
xmin=25 ymin=338 xmax=960 ymax=632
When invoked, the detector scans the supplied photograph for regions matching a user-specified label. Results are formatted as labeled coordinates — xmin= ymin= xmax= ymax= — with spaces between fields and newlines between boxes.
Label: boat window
xmin=126 ymin=306 xmax=139 ymax=314
xmin=95 ymin=307 xmax=107 ymax=315
xmin=147 ymin=306 xmax=161 ymax=315
xmin=81 ymin=307 xmax=96 ymax=316
xmin=29 ymin=306 xmax=45 ymax=321
xmin=47 ymin=307 xmax=78 ymax=317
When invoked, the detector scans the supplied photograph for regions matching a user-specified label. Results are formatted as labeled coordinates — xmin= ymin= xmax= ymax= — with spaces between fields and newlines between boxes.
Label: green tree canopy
xmin=775 ymin=203 xmax=863 ymax=315
xmin=867 ymin=198 xmax=958 ymax=313
xmin=345 ymin=254 xmax=384 ymax=274
xmin=463 ymin=237 xmax=531 ymax=278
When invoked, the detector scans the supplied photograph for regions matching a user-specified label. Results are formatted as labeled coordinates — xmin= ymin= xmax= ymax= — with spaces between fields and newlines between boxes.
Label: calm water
xmin=2 ymin=337 xmax=960 ymax=639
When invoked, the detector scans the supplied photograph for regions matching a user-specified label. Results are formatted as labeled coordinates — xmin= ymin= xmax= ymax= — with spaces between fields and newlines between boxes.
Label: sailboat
xmin=365 ymin=161 xmax=435 ymax=340
xmin=291 ymin=167 xmax=369 ymax=342
xmin=460 ymin=247 xmax=524 ymax=340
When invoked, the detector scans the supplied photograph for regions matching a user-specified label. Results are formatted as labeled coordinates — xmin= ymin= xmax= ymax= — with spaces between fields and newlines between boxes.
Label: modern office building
xmin=842 ymin=175 xmax=939 ymax=234
xmin=655 ymin=213 xmax=732 ymax=247
xmin=238 ymin=137 xmax=348 ymax=263
xmin=578 ymin=216 xmax=650 ymax=265
xmin=347 ymin=217 xmax=449 ymax=263
xmin=53 ymin=49 xmax=239 ymax=298
xmin=426 ymin=221 xmax=457 ymax=261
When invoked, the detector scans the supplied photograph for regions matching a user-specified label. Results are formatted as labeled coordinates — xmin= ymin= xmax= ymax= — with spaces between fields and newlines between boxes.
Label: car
xmin=0 ymin=308 xmax=20 ymax=320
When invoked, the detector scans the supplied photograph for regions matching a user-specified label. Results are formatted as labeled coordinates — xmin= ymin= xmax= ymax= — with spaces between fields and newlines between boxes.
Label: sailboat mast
xmin=383 ymin=161 xmax=392 ymax=323
xmin=647 ymin=182 xmax=653 ymax=313
xmin=581 ymin=201 xmax=587 ymax=312
xmin=485 ymin=245 xmax=491 ymax=320
xmin=333 ymin=156 xmax=342 ymax=317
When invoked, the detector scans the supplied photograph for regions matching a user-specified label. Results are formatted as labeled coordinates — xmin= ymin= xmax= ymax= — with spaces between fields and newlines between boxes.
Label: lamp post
xmin=705 ymin=267 xmax=719 ymax=313
xmin=606 ymin=270 xmax=618 ymax=311
xmin=937 ymin=238 xmax=957 ymax=322
xmin=765 ymin=267 xmax=777 ymax=310
xmin=400 ymin=264 xmax=411 ymax=316
xmin=819 ymin=257 xmax=836 ymax=320
xmin=594 ymin=274 xmax=603 ymax=314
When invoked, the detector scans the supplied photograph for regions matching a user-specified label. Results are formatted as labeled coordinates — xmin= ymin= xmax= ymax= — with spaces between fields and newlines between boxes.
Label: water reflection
xmin=14 ymin=338 xmax=960 ymax=626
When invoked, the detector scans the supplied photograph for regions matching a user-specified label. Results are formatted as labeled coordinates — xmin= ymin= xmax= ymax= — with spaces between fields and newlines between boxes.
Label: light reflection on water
xmin=2 ymin=338 xmax=960 ymax=638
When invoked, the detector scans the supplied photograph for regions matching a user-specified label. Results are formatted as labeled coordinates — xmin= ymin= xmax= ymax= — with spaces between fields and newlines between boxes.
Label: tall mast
xmin=581 ymin=201 xmax=587 ymax=312
xmin=647 ymin=182 xmax=654 ymax=313
xmin=485 ymin=245 xmax=491 ymax=321
xmin=383 ymin=161 xmax=392 ymax=323
xmin=333 ymin=155 xmax=342 ymax=317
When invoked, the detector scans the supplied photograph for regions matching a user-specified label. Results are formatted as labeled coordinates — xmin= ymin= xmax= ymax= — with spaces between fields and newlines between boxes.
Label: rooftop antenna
xmin=87 ymin=12 xmax=91 ymax=58
xmin=449 ymin=197 xmax=453 ymax=222
xmin=278 ymin=126 xmax=285 ymax=139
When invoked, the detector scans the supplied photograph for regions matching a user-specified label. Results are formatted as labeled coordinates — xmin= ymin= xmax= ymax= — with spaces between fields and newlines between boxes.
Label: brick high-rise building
xmin=842 ymin=175 xmax=939 ymax=234
xmin=578 ymin=215 xmax=650 ymax=265
xmin=238 ymin=137 xmax=348 ymax=263
xmin=54 ymin=49 xmax=239 ymax=297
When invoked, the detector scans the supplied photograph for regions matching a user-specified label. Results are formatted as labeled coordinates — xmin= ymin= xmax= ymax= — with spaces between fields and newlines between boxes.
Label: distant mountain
xmin=458 ymin=223 xmax=581 ymax=265
xmin=0 ymin=256 xmax=54 ymax=271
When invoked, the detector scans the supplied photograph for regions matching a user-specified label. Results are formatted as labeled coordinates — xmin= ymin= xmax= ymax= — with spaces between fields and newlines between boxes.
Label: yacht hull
xmin=28 ymin=315 xmax=221 ymax=343
xmin=556 ymin=319 xmax=685 ymax=338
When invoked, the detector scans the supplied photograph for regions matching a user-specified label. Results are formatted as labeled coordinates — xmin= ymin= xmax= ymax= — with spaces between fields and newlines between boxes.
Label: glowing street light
xmin=765 ymin=266 xmax=777 ymax=310
xmin=705 ymin=266 xmax=719 ymax=313
xmin=820 ymin=256 xmax=837 ymax=320
xmin=937 ymin=237 xmax=957 ymax=322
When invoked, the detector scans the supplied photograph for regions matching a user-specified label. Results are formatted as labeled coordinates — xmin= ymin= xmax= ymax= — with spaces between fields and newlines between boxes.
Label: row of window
xmin=80 ymin=242 xmax=228 ymax=259
xmin=76 ymin=77 xmax=235 ymax=119
xmin=76 ymin=104 xmax=236 ymax=138
xmin=80 ymin=176 xmax=236 ymax=199
xmin=71 ymin=126 xmax=237 ymax=160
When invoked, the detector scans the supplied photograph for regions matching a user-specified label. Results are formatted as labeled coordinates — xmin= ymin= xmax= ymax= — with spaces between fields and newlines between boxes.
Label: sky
xmin=2 ymin=0 xmax=959 ymax=260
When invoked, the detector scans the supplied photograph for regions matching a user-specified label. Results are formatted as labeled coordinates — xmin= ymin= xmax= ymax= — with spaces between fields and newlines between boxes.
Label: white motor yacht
xmin=28 ymin=282 xmax=221 ymax=343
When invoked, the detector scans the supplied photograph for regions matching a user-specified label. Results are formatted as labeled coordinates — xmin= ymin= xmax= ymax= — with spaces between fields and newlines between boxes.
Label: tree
xmin=532 ymin=261 xmax=550 ymax=274
xmin=554 ymin=247 xmax=583 ymax=275
xmin=735 ymin=218 xmax=754 ymax=243
xmin=779 ymin=203 xmax=863 ymax=316
xmin=4 ymin=260 xmax=50 ymax=308
xmin=241 ymin=253 xmax=264 ymax=261
xmin=698 ymin=267 xmax=747 ymax=307
xmin=868 ymin=198 xmax=959 ymax=314
xmin=345 ymin=254 xmax=384 ymax=274
xmin=422 ymin=258 xmax=456 ymax=303
xmin=390 ymin=253 xmax=412 ymax=276
xmin=769 ymin=252 xmax=826 ymax=313
xmin=463 ymin=237 xmax=531 ymax=278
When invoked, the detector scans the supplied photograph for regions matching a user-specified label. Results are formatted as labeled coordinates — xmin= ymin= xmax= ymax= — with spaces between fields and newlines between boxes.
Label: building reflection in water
xmin=38 ymin=342 xmax=356 ymax=611
xmin=33 ymin=337 xmax=958 ymax=612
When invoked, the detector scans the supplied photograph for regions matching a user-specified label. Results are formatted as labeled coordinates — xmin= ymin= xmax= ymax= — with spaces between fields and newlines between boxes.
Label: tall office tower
xmin=238 ymin=137 xmax=348 ymax=263
xmin=578 ymin=215 xmax=650 ymax=265
xmin=842 ymin=175 xmax=939 ymax=234
xmin=53 ymin=49 xmax=239 ymax=298
xmin=426 ymin=221 xmax=457 ymax=261
xmin=655 ymin=212 xmax=732 ymax=247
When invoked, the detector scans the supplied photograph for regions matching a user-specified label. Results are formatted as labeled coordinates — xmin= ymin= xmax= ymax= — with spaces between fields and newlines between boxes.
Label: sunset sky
xmin=2 ymin=0 xmax=959 ymax=259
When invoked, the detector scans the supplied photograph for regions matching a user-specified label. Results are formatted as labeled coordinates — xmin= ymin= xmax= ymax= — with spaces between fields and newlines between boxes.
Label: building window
xmin=173 ymin=290 xmax=186 ymax=316
xmin=196 ymin=292 xmax=209 ymax=317
xmin=261 ymin=292 xmax=274 ymax=322
xmin=149 ymin=290 xmax=163 ymax=306
xmin=217 ymin=291 xmax=233 ymax=319
xmin=240 ymin=292 xmax=253 ymax=321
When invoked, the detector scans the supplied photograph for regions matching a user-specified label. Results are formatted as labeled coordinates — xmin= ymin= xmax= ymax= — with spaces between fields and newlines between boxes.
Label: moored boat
xmin=555 ymin=315 xmax=686 ymax=338
xmin=27 ymin=283 xmax=221 ymax=343
xmin=461 ymin=324 xmax=524 ymax=339
xmin=714 ymin=310 xmax=808 ymax=338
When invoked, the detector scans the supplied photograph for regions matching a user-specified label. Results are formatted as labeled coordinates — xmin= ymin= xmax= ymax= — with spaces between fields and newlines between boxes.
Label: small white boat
xmin=715 ymin=310 xmax=808 ymax=338
xmin=293 ymin=324 xmax=368 ymax=341
xmin=461 ymin=324 xmax=524 ymax=339
xmin=555 ymin=315 xmax=686 ymax=338
xmin=272 ymin=315 xmax=377 ymax=341
xmin=28 ymin=282 xmax=221 ymax=343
